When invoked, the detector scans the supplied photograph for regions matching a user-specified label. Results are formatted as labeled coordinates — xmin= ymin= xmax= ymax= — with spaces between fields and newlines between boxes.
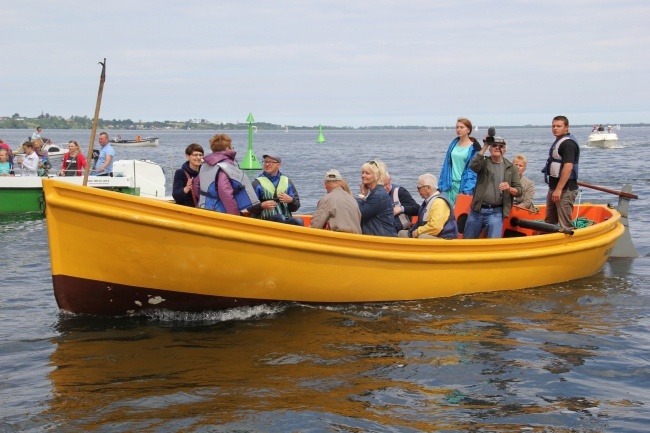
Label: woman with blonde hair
xmin=355 ymin=159 xmax=396 ymax=236
xmin=438 ymin=117 xmax=481 ymax=206
xmin=60 ymin=140 xmax=87 ymax=176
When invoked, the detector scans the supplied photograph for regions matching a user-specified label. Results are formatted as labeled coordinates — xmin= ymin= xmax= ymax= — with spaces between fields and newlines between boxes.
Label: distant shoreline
xmin=1 ymin=114 xmax=646 ymax=131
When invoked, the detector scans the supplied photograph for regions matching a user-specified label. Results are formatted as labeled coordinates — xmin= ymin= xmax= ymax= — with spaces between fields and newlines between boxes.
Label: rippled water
xmin=1 ymin=127 xmax=649 ymax=432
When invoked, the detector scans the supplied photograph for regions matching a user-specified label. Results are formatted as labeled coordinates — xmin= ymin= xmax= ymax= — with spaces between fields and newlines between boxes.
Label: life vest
xmin=543 ymin=135 xmax=579 ymax=184
xmin=63 ymin=154 xmax=79 ymax=176
xmin=257 ymin=175 xmax=291 ymax=219
xmin=197 ymin=161 xmax=259 ymax=213
xmin=391 ymin=186 xmax=412 ymax=230
xmin=435 ymin=192 xmax=459 ymax=240
xmin=412 ymin=192 xmax=458 ymax=239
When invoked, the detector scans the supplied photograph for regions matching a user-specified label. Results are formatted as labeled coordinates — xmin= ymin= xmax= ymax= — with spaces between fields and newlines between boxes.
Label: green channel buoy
xmin=317 ymin=124 xmax=326 ymax=143
xmin=240 ymin=112 xmax=262 ymax=170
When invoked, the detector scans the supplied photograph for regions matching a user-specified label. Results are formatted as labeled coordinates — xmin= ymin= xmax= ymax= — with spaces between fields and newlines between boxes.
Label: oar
xmin=577 ymin=181 xmax=638 ymax=200
xmin=83 ymin=58 xmax=107 ymax=186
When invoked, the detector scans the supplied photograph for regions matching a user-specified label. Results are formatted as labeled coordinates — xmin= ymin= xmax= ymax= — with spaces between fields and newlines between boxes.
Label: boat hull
xmin=588 ymin=132 xmax=618 ymax=148
xmin=0 ymin=177 xmax=139 ymax=214
xmin=110 ymin=137 xmax=159 ymax=147
xmin=1 ymin=160 xmax=166 ymax=215
xmin=44 ymin=180 xmax=624 ymax=316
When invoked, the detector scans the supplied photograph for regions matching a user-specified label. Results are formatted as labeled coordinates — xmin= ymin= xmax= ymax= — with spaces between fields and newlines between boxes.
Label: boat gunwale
xmin=43 ymin=179 xmax=623 ymax=264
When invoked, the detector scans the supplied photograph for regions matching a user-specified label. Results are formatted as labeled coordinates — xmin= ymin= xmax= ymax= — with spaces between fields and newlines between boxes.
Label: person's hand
xmin=184 ymin=177 xmax=193 ymax=193
xmin=499 ymin=182 xmax=510 ymax=192
xmin=412 ymin=229 xmax=419 ymax=238
xmin=262 ymin=200 xmax=276 ymax=210
xmin=552 ymin=188 xmax=562 ymax=203
xmin=277 ymin=192 xmax=293 ymax=203
xmin=393 ymin=205 xmax=402 ymax=216
xmin=359 ymin=183 xmax=368 ymax=196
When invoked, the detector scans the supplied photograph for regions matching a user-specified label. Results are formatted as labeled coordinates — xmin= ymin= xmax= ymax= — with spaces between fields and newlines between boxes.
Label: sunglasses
xmin=490 ymin=144 xmax=505 ymax=149
xmin=417 ymin=185 xmax=429 ymax=190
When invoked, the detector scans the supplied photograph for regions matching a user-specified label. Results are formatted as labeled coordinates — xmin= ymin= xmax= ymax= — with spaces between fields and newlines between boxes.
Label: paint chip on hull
xmin=148 ymin=296 xmax=165 ymax=305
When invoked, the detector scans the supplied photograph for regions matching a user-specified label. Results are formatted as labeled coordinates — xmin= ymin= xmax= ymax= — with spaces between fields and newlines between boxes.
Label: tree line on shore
xmin=1 ymin=113 xmax=646 ymax=130
xmin=1 ymin=113 xmax=359 ymax=130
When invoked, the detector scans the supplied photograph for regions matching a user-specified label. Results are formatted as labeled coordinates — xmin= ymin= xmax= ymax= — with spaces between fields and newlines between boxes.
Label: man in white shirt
xmin=31 ymin=127 xmax=42 ymax=140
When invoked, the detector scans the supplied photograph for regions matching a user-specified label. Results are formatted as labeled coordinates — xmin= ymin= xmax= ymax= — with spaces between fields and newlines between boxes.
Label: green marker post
xmin=240 ymin=112 xmax=262 ymax=170
xmin=317 ymin=124 xmax=326 ymax=143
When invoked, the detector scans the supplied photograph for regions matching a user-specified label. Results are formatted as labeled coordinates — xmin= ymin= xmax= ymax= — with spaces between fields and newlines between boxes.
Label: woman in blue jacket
xmin=355 ymin=160 xmax=396 ymax=237
xmin=438 ymin=117 xmax=481 ymax=206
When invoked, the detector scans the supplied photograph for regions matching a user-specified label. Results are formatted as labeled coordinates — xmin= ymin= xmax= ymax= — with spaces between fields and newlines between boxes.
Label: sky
xmin=2 ymin=0 xmax=649 ymax=127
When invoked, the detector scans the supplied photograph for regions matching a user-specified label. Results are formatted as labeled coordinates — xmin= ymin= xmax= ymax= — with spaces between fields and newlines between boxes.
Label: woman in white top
xmin=20 ymin=142 xmax=39 ymax=176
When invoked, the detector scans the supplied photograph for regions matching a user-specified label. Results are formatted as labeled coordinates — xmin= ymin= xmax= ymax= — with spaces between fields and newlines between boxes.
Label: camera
xmin=484 ymin=126 xmax=496 ymax=143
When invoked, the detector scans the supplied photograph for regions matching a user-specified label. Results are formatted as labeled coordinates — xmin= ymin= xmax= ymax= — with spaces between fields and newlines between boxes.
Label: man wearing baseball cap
xmin=463 ymin=134 xmax=522 ymax=239
xmin=247 ymin=152 xmax=304 ymax=226
xmin=310 ymin=169 xmax=362 ymax=234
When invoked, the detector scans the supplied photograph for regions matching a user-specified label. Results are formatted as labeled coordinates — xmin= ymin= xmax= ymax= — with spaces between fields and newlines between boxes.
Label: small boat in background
xmin=14 ymin=139 xmax=66 ymax=168
xmin=588 ymin=131 xmax=619 ymax=148
xmin=110 ymin=136 xmax=159 ymax=147
xmin=0 ymin=160 xmax=167 ymax=215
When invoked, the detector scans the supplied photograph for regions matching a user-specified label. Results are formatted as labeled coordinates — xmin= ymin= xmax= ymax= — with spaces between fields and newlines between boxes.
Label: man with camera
xmin=463 ymin=131 xmax=522 ymax=239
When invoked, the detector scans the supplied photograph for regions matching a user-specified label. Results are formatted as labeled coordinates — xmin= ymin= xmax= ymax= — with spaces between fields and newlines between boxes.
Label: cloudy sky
xmin=2 ymin=0 xmax=648 ymax=127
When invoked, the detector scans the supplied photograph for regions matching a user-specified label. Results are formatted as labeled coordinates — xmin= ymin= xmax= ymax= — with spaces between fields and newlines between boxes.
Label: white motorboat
xmin=13 ymin=140 xmax=66 ymax=169
xmin=0 ymin=159 xmax=168 ymax=215
xmin=588 ymin=131 xmax=619 ymax=148
xmin=110 ymin=136 xmax=159 ymax=147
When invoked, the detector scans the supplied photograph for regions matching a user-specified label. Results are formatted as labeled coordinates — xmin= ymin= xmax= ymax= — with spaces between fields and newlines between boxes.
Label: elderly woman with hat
xmin=310 ymin=169 xmax=362 ymax=234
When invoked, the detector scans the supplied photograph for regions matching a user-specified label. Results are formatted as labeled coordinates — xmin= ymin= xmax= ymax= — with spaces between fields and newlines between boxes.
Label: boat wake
xmin=139 ymin=303 xmax=289 ymax=323
xmin=583 ymin=144 xmax=625 ymax=149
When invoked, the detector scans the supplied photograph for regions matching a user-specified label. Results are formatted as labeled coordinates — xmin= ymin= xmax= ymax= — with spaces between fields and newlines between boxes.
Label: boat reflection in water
xmin=46 ymin=273 xmax=645 ymax=431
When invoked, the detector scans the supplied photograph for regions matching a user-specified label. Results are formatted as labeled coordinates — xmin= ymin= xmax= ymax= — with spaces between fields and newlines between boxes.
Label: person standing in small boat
xmin=31 ymin=127 xmax=42 ymax=141
xmin=463 ymin=136 xmax=522 ymax=239
xmin=92 ymin=132 xmax=114 ymax=176
xmin=543 ymin=115 xmax=580 ymax=231
xmin=310 ymin=169 xmax=362 ymax=234
xmin=511 ymin=154 xmax=535 ymax=211
xmin=248 ymin=152 xmax=303 ymax=225
xmin=173 ymin=143 xmax=204 ymax=207
xmin=438 ymin=117 xmax=482 ymax=206
xmin=59 ymin=140 xmax=87 ymax=176
xmin=19 ymin=142 xmax=39 ymax=176
xmin=356 ymin=160 xmax=396 ymax=237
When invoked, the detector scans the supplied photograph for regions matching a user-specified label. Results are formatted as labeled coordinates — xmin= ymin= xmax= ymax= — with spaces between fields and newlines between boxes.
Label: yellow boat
xmin=43 ymin=179 xmax=627 ymax=316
